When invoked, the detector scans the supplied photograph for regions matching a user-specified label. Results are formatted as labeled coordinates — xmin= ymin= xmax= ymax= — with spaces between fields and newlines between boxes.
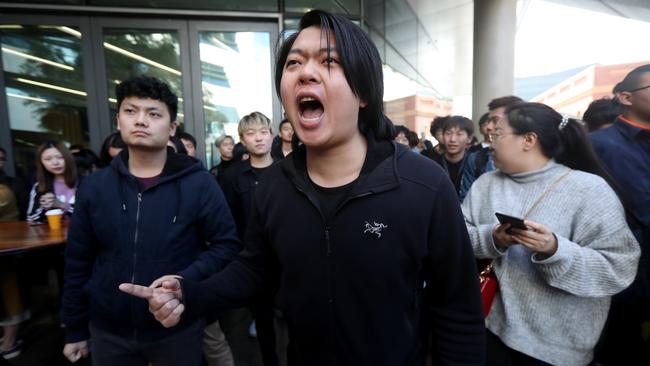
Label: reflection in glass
xmin=198 ymin=31 xmax=272 ymax=168
xmin=285 ymin=0 xmax=361 ymax=16
xmin=0 ymin=24 xmax=89 ymax=182
xmin=89 ymin=0 xmax=278 ymax=12
xmin=103 ymin=29 xmax=184 ymax=125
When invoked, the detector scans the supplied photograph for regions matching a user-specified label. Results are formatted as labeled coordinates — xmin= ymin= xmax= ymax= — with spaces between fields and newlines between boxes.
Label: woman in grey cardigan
xmin=462 ymin=102 xmax=640 ymax=366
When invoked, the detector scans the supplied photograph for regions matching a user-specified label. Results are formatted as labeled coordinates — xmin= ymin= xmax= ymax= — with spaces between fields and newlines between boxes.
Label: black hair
xmin=116 ymin=75 xmax=178 ymax=122
xmin=0 ymin=146 xmax=5 ymax=155
xmin=423 ymin=139 xmax=434 ymax=151
xmin=488 ymin=95 xmax=523 ymax=111
xmin=73 ymin=149 xmax=100 ymax=177
xmin=393 ymin=125 xmax=410 ymax=139
xmin=505 ymin=102 xmax=623 ymax=191
xmin=582 ymin=98 xmax=622 ymax=132
xmin=177 ymin=131 xmax=197 ymax=149
xmin=407 ymin=130 xmax=419 ymax=148
xmin=279 ymin=118 xmax=291 ymax=129
xmin=429 ymin=115 xmax=449 ymax=136
xmin=617 ymin=64 xmax=650 ymax=92
xmin=99 ymin=132 xmax=126 ymax=168
xmin=478 ymin=112 xmax=490 ymax=126
xmin=232 ymin=142 xmax=248 ymax=162
xmin=169 ymin=136 xmax=188 ymax=155
xmin=274 ymin=10 xmax=394 ymax=141
xmin=443 ymin=115 xmax=474 ymax=137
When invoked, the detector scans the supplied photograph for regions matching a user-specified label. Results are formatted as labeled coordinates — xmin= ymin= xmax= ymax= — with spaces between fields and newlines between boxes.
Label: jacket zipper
xmin=131 ymin=192 xmax=142 ymax=340
xmin=294 ymin=184 xmax=373 ymax=363
xmin=132 ymin=193 xmax=142 ymax=282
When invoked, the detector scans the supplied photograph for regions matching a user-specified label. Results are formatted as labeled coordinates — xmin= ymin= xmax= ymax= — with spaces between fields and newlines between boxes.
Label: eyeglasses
xmin=489 ymin=132 xmax=514 ymax=141
xmin=628 ymin=85 xmax=650 ymax=93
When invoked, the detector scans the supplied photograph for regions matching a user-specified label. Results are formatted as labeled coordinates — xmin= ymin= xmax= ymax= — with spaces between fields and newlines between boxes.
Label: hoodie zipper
xmin=132 ymin=192 xmax=142 ymax=283
xmin=131 ymin=192 xmax=142 ymax=340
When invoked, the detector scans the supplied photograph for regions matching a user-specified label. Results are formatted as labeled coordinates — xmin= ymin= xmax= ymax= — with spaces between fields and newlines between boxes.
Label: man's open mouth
xmin=298 ymin=96 xmax=324 ymax=121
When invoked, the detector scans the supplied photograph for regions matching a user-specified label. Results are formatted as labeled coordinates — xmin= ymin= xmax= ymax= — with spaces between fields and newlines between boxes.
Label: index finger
xmin=119 ymin=283 xmax=154 ymax=299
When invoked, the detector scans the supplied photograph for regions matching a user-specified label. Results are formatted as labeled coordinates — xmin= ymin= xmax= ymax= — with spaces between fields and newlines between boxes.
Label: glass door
xmin=0 ymin=16 xmax=98 ymax=180
xmin=91 ymin=18 xmax=193 ymax=142
xmin=189 ymin=21 xmax=280 ymax=169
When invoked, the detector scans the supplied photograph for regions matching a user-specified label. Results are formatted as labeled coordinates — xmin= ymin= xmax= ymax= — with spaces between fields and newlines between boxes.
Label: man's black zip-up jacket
xmin=220 ymin=159 xmax=276 ymax=239
xmin=182 ymin=138 xmax=485 ymax=365
xmin=62 ymin=149 xmax=241 ymax=343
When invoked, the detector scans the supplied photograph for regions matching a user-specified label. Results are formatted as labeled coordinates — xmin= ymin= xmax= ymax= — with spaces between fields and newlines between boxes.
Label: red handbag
xmin=479 ymin=263 xmax=497 ymax=317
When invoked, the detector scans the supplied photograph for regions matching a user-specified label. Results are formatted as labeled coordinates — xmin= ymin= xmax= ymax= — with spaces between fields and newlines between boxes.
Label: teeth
xmin=300 ymin=97 xmax=316 ymax=102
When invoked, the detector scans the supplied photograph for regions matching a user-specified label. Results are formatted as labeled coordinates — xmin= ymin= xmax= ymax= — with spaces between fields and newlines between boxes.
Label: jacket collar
xmin=113 ymin=146 xmax=202 ymax=186
xmin=282 ymin=134 xmax=400 ymax=196
xmin=615 ymin=116 xmax=649 ymax=141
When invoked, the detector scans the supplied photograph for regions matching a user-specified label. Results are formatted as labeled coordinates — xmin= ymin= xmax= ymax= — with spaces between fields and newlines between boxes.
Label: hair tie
xmin=559 ymin=115 xmax=570 ymax=131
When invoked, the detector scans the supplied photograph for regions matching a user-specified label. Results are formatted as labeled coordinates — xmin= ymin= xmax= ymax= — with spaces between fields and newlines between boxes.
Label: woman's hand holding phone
xmin=510 ymin=220 xmax=558 ymax=256
xmin=492 ymin=223 xmax=518 ymax=250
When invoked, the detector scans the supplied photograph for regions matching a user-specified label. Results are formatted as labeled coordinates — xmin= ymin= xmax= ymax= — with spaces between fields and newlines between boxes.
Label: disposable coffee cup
xmin=45 ymin=209 xmax=64 ymax=230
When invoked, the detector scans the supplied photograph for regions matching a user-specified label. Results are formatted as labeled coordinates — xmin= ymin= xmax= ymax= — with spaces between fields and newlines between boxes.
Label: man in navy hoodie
xmin=121 ymin=10 xmax=485 ymax=366
xmin=591 ymin=64 xmax=650 ymax=365
xmin=61 ymin=76 xmax=240 ymax=365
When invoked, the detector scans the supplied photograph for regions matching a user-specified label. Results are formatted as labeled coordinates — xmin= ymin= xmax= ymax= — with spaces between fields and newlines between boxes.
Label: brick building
xmin=384 ymin=94 xmax=453 ymax=138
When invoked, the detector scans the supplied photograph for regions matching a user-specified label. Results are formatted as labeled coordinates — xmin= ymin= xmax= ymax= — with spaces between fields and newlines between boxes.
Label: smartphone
xmin=494 ymin=212 xmax=528 ymax=232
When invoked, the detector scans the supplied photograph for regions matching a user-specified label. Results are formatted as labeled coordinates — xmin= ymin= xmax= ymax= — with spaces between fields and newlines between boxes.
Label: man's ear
xmin=170 ymin=122 xmax=177 ymax=137
xmin=617 ymin=92 xmax=633 ymax=107
xmin=116 ymin=116 xmax=121 ymax=131
xmin=522 ymin=132 xmax=538 ymax=151
xmin=360 ymin=99 xmax=368 ymax=108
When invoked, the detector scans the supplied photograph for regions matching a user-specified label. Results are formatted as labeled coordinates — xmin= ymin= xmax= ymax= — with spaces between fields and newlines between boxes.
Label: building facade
xmin=385 ymin=94 xmax=452 ymax=138
xmin=531 ymin=61 xmax=650 ymax=117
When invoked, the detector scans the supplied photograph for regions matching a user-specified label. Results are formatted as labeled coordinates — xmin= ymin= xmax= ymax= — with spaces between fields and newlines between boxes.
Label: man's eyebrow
xmin=123 ymin=103 xmax=162 ymax=112
xmin=288 ymin=48 xmax=337 ymax=55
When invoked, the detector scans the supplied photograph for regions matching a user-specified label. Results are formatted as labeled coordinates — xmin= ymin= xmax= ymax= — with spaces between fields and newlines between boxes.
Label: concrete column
xmin=472 ymin=0 xmax=517 ymax=121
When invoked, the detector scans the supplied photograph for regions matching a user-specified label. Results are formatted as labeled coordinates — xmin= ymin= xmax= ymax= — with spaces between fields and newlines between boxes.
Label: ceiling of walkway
xmin=547 ymin=0 xmax=650 ymax=22
xmin=399 ymin=0 xmax=650 ymax=99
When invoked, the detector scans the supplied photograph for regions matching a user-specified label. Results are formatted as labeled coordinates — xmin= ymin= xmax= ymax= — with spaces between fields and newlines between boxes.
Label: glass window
xmin=102 ymin=29 xmax=184 ymax=126
xmin=198 ymin=30 xmax=272 ymax=167
xmin=0 ymin=24 xmax=89 ymax=182
xmin=284 ymin=0 xmax=361 ymax=16
xmin=88 ymin=0 xmax=278 ymax=12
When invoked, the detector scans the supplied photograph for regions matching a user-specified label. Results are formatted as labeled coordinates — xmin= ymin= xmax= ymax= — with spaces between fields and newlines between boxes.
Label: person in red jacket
xmin=121 ymin=10 xmax=485 ymax=366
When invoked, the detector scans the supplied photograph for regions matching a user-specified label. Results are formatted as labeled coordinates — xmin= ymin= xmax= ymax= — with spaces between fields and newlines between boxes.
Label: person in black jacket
xmin=61 ymin=76 xmax=240 ymax=365
xmin=219 ymin=111 xmax=277 ymax=366
xmin=271 ymin=118 xmax=294 ymax=160
xmin=121 ymin=10 xmax=485 ymax=366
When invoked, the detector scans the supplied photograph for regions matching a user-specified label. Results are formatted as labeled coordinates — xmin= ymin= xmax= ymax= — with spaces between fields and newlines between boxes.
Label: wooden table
xmin=0 ymin=221 xmax=68 ymax=256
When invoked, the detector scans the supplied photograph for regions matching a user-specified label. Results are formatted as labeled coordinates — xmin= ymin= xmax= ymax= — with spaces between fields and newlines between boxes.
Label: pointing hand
xmin=119 ymin=276 xmax=184 ymax=328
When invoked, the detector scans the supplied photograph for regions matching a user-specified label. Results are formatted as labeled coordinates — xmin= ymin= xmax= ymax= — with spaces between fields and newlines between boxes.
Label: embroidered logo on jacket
xmin=364 ymin=221 xmax=388 ymax=238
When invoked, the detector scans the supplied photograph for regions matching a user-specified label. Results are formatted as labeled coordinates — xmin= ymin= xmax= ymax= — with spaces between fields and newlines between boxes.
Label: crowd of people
xmin=0 ymin=8 xmax=648 ymax=366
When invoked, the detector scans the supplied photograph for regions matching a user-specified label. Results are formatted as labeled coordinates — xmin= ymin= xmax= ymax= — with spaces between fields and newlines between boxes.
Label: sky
xmin=515 ymin=0 xmax=650 ymax=77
